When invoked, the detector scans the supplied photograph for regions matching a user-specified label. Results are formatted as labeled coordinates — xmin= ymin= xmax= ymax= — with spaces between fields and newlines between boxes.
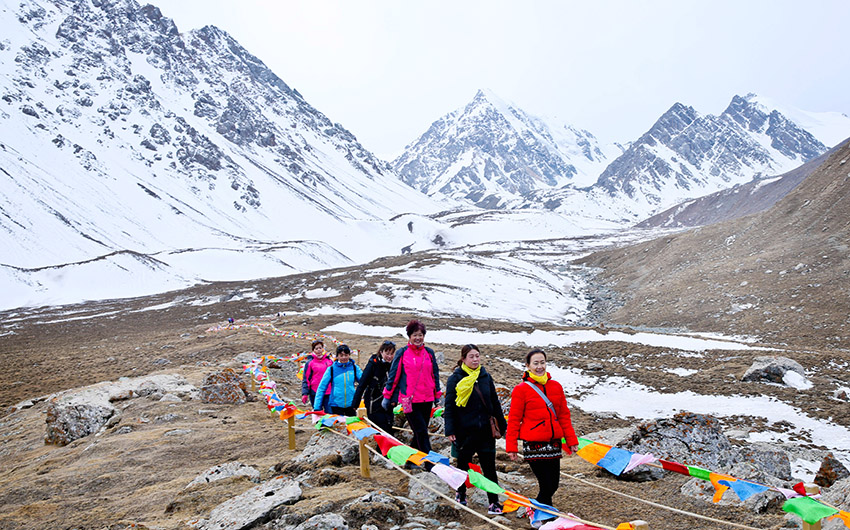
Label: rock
xmin=406 ymin=470 xmax=454 ymax=501
xmin=343 ymin=492 xmax=406 ymax=529
xmin=681 ymin=461 xmax=785 ymax=513
xmin=293 ymin=431 xmax=359 ymax=466
xmin=199 ymin=368 xmax=249 ymax=404
xmin=189 ymin=476 xmax=301 ymax=530
xmin=741 ymin=356 xmax=807 ymax=386
xmin=164 ymin=429 xmax=192 ymax=437
xmin=814 ymin=453 xmax=850 ymax=488
xmin=737 ymin=443 xmax=792 ymax=480
xmin=619 ymin=412 xmax=736 ymax=481
xmin=44 ymin=398 xmax=115 ymax=445
xmin=821 ymin=477 xmax=850 ymax=530
xmin=160 ymin=393 xmax=182 ymax=402
xmin=185 ymin=461 xmax=260 ymax=489
xmin=233 ymin=351 xmax=262 ymax=364
xmin=293 ymin=513 xmax=348 ymax=530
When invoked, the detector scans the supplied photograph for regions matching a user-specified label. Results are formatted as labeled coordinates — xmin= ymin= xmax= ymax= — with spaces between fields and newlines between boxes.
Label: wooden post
xmin=802 ymin=484 xmax=822 ymax=530
xmin=630 ymin=521 xmax=649 ymax=530
xmin=287 ymin=415 xmax=296 ymax=450
xmin=357 ymin=406 xmax=371 ymax=478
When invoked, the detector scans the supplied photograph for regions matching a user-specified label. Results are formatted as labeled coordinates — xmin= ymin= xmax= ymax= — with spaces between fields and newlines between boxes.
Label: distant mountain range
xmin=2 ymin=0 xmax=849 ymax=312
xmin=395 ymin=91 xmax=850 ymax=224
xmin=392 ymin=89 xmax=623 ymax=209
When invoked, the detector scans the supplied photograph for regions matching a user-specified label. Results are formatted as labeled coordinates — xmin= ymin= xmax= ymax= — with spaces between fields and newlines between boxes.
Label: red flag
xmin=374 ymin=434 xmax=402 ymax=456
xmin=660 ymin=459 xmax=689 ymax=475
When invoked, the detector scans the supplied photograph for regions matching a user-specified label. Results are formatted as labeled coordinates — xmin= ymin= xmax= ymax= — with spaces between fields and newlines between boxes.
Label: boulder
xmin=199 ymin=368 xmax=249 ymax=404
xmin=681 ymin=461 xmax=785 ymax=513
xmin=819 ymin=476 xmax=850 ymax=530
xmin=185 ymin=462 xmax=260 ymax=489
xmin=44 ymin=399 xmax=115 ymax=445
xmin=741 ymin=356 xmax=809 ymax=388
xmin=618 ymin=412 xmax=736 ymax=481
xmin=189 ymin=476 xmax=301 ymax=530
xmin=293 ymin=431 xmax=359 ymax=466
xmin=292 ymin=513 xmax=348 ymax=530
xmin=342 ymin=492 xmax=406 ymax=529
xmin=737 ymin=443 xmax=792 ymax=480
xmin=814 ymin=453 xmax=850 ymax=488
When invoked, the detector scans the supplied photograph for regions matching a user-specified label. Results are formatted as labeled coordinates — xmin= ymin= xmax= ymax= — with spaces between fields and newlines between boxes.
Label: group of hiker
xmin=300 ymin=318 xmax=578 ymax=527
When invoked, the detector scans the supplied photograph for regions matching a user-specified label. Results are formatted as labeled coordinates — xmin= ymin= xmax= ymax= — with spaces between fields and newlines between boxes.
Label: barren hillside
xmin=578 ymin=138 xmax=850 ymax=350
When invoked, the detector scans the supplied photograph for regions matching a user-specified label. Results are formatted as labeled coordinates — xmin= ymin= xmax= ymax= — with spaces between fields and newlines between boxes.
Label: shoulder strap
xmin=473 ymin=381 xmax=492 ymax=415
xmin=524 ymin=380 xmax=556 ymax=415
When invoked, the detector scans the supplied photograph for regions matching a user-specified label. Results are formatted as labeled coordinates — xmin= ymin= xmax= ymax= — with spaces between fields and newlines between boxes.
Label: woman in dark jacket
xmin=352 ymin=340 xmax=396 ymax=435
xmin=444 ymin=344 xmax=508 ymax=515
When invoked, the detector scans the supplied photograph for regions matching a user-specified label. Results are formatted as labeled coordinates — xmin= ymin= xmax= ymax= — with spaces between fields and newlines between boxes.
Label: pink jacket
xmin=302 ymin=355 xmax=333 ymax=395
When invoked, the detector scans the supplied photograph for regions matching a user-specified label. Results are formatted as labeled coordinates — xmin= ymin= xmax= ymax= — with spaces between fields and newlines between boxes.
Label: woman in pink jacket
xmin=301 ymin=340 xmax=333 ymax=412
xmin=382 ymin=319 xmax=442 ymax=454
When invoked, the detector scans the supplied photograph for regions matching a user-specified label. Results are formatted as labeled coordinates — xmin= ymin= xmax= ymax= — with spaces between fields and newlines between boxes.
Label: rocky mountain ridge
xmin=392 ymin=89 xmax=621 ymax=209
xmin=397 ymin=89 xmax=848 ymax=225
xmin=0 ymin=0 xmax=445 ymax=307
xmin=0 ymin=0 xmax=440 ymax=262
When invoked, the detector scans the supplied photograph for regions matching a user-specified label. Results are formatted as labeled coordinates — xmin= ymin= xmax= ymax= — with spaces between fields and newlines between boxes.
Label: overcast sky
xmin=146 ymin=1 xmax=850 ymax=159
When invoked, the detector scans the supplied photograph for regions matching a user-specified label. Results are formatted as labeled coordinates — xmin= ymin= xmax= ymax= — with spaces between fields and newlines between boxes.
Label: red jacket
xmin=506 ymin=372 xmax=578 ymax=453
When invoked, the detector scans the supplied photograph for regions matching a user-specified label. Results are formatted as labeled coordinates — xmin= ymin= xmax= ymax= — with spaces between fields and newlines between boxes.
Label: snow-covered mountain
xmin=0 ymin=0 xmax=447 ymax=308
xmin=397 ymin=89 xmax=850 ymax=225
xmin=516 ymin=94 xmax=850 ymax=224
xmin=392 ymin=89 xmax=622 ymax=208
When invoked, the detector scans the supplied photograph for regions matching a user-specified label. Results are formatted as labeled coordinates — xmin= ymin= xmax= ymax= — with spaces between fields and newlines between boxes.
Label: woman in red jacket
xmin=506 ymin=349 xmax=579 ymax=522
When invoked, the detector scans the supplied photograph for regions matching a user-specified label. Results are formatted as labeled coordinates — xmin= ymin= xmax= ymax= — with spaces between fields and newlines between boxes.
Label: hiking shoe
xmin=488 ymin=502 xmax=503 ymax=515
xmin=455 ymin=491 xmax=467 ymax=506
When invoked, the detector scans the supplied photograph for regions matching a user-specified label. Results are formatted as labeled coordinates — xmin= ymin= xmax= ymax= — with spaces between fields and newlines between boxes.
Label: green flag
xmin=387 ymin=445 xmax=418 ymax=466
xmin=577 ymin=437 xmax=593 ymax=450
xmin=782 ymin=496 xmax=838 ymax=524
xmin=687 ymin=466 xmax=711 ymax=481
xmin=468 ymin=469 xmax=505 ymax=495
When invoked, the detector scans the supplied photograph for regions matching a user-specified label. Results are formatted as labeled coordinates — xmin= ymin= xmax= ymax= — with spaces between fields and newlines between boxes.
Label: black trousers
xmin=367 ymin=406 xmax=395 ymax=436
xmin=330 ymin=406 xmax=356 ymax=417
xmin=455 ymin=427 xmax=500 ymax=504
xmin=405 ymin=401 xmax=433 ymax=454
xmin=527 ymin=458 xmax=561 ymax=506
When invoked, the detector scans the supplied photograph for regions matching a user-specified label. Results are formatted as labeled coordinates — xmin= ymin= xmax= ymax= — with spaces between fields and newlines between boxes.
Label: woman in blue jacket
xmin=314 ymin=344 xmax=363 ymax=416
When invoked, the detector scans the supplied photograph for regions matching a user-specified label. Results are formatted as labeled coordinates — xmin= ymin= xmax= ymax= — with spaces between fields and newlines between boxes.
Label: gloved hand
xmin=381 ymin=397 xmax=390 ymax=410
xmin=301 ymin=395 xmax=309 ymax=405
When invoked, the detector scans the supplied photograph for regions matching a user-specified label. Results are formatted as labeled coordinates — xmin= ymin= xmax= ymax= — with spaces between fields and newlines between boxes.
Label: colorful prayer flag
xmin=596 ymin=447 xmax=633 ymax=476
xmin=430 ymin=463 xmax=468 ymax=490
xmin=659 ymin=459 xmax=689 ymax=475
xmin=387 ymin=445 xmax=419 ymax=466
xmin=719 ymin=480 xmax=770 ymax=501
xmin=467 ymin=469 xmax=505 ymax=495
xmin=782 ymin=496 xmax=839 ymax=524
xmin=374 ymin=434 xmax=402 ymax=455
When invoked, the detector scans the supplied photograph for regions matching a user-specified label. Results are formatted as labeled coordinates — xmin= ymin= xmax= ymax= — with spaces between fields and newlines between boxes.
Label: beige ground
xmin=3 ymin=300 xmax=837 ymax=530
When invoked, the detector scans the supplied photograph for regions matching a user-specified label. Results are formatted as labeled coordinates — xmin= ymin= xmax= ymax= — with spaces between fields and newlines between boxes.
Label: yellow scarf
xmin=528 ymin=371 xmax=549 ymax=386
xmin=455 ymin=363 xmax=480 ymax=407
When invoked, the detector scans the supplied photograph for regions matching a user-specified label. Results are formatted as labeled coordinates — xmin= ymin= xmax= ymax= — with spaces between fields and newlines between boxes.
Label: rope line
xmin=561 ymin=471 xmax=765 ymax=530
xmin=318 ymin=423 xmax=515 ymax=530
xmin=235 ymin=322 xmax=806 ymax=530
xmin=355 ymin=415 xmax=616 ymax=530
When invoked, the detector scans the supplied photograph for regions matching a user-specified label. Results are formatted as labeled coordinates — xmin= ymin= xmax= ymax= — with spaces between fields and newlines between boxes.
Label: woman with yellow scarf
xmin=444 ymin=344 xmax=508 ymax=515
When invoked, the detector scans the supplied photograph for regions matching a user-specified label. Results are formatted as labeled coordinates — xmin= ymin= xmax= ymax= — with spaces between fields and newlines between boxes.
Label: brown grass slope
xmin=578 ymin=137 xmax=850 ymax=349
